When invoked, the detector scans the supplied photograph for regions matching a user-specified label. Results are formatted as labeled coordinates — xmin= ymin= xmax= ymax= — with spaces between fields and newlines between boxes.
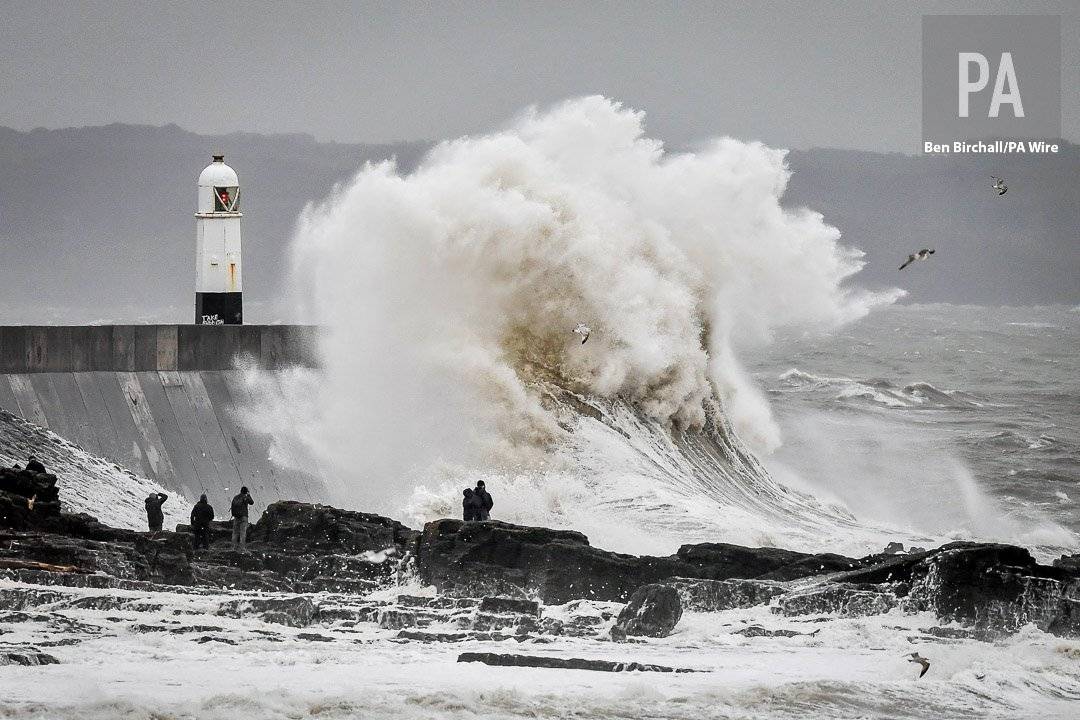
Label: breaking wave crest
xmin=254 ymin=96 xmax=920 ymax=553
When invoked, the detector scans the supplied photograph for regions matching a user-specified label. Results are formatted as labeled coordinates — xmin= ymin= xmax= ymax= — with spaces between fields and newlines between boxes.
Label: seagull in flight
xmin=991 ymin=176 xmax=1008 ymax=196
xmin=907 ymin=652 xmax=931 ymax=678
xmin=573 ymin=323 xmax=591 ymax=345
xmin=899 ymin=248 xmax=935 ymax=270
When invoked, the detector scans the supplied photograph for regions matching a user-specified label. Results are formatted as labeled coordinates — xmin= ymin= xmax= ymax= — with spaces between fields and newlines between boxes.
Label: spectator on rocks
xmin=230 ymin=486 xmax=254 ymax=549
xmin=25 ymin=456 xmax=47 ymax=474
xmin=463 ymin=488 xmax=483 ymax=522
xmin=190 ymin=494 xmax=215 ymax=550
xmin=473 ymin=480 xmax=493 ymax=520
xmin=145 ymin=492 xmax=168 ymax=532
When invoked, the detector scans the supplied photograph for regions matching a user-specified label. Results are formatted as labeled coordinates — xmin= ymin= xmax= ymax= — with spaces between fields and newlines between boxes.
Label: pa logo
xmin=922 ymin=15 xmax=1060 ymax=148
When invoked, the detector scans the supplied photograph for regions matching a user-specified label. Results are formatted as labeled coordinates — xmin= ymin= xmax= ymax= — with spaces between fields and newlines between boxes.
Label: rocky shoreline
xmin=2 ymin=464 xmax=1079 ymax=668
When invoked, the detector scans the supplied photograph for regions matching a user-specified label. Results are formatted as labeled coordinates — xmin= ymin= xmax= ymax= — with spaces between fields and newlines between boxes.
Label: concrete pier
xmin=0 ymin=325 xmax=323 ymax=503
xmin=0 ymin=325 xmax=318 ymax=373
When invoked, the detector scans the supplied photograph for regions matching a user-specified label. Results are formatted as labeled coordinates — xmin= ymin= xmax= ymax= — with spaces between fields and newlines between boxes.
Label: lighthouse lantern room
xmin=195 ymin=154 xmax=243 ymax=324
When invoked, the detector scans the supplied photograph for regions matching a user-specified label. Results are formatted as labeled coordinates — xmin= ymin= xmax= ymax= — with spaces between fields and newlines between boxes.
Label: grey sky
xmin=1 ymin=0 xmax=1076 ymax=151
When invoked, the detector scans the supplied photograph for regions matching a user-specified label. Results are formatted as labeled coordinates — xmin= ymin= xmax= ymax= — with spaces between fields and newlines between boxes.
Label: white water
xmin=241 ymin=96 xmax=1074 ymax=558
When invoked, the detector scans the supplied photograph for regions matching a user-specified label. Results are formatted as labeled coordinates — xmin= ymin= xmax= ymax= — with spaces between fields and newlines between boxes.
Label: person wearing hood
xmin=473 ymin=481 xmax=493 ymax=520
xmin=190 ymin=494 xmax=215 ymax=550
xmin=462 ymin=488 xmax=483 ymax=522
xmin=145 ymin=492 xmax=168 ymax=532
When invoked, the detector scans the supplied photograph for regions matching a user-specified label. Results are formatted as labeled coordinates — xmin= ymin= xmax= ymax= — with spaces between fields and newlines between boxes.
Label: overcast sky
xmin=1 ymin=0 xmax=1076 ymax=151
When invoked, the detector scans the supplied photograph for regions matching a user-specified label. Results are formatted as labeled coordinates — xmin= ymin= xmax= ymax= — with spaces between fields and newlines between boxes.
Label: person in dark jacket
xmin=145 ymin=492 xmax=168 ymax=532
xmin=190 ymin=494 xmax=215 ymax=550
xmin=230 ymin=486 xmax=254 ymax=549
xmin=462 ymin=488 xmax=483 ymax=522
xmin=473 ymin=480 xmax=493 ymax=520
xmin=25 ymin=456 xmax=47 ymax=474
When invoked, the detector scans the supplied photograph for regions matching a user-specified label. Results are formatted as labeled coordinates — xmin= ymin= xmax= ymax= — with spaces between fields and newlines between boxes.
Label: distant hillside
xmin=0 ymin=124 xmax=1075 ymax=323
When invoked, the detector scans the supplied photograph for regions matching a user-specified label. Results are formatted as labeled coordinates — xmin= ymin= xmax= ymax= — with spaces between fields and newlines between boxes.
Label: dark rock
xmin=666 ymin=577 xmax=788 ymax=611
xmin=1053 ymin=554 xmax=1080 ymax=574
xmin=417 ymin=519 xmax=858 ymax=604
xmin=778 ymin=584 xmax=897 ymax=618
xmin=612 ymin=584 xmax=682 ymax=638
xmin=195 ymin=636 xmax=237 ymax=645
xmin=733 ymin=625 xmax=819 ymax=638
xmin=471 ymin=612 xmax=534 ymax=632
xmin=296 ymin=632 xmax=336 ymax=642
xmin=377 ymin=608 xmax=419 ymax=630
xmin=478 ymin=597 xmax=540 ymax=616
xmin=904 ymin=543 xmax=1079 ymax=637
xmin=395 ymin=595 xmax=478 ymax=610
xmin=883 ymin=542 xmax=906 ymax=554
xmin=217 ymin=597 xmax=316 ymax=627
xmin=250 ymin=501 xmax=416 ymax=556
xmin=0 ymin=649 xmax=61 ymax=666
xmin=457 ymin=652 xmax=702 ymax=673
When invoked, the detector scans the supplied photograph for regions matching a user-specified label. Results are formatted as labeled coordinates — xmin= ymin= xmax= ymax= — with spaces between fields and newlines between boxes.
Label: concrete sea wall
xmin=0 ymin=326 xmax=323 ymax=504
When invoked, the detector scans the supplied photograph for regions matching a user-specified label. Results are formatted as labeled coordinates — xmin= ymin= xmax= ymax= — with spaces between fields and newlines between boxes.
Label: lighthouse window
xmin=214 ymin=186 xmax=240 ymax=212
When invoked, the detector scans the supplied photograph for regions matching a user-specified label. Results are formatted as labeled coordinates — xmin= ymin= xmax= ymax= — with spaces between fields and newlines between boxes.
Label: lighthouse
xmin=194 ymin=154 xmax=243 ymax=324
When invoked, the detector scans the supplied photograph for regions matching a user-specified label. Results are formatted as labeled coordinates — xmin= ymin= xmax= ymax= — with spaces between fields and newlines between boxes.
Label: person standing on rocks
xmin=144 ymin=492 xmax=168 ymax=533
xmin=230 ymin=486 xmax=254 ymax=549
xmin=25 ymin=456 xmax=47 ymax=474
xmin=190 ymin=494 xmax=215 ymax=550
xmin=474 ymin=480 xmax=493 ymax=520
xmin=462 ymin=488 xmax=482 ymax=522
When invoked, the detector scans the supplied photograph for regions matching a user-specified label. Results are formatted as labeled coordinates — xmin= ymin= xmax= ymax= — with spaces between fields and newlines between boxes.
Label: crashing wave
xmin=250 ymin=96 xmax=916 ymax=553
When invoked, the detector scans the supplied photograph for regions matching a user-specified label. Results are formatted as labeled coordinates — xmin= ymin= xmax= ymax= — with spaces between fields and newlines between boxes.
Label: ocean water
xmin=753 ymin=303 xmax=1079 ymax=551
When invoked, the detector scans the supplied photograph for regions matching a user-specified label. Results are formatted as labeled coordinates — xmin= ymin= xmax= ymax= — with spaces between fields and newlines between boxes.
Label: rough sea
xmin=753 ymin=303 xmax=1079 ymax=553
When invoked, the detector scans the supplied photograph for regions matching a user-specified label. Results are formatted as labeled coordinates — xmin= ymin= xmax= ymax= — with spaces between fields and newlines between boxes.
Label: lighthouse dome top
xmin=196 ymin=154 xmax=241 ymax=214
xmin=198 ymin=154 xmax=239 ymax=187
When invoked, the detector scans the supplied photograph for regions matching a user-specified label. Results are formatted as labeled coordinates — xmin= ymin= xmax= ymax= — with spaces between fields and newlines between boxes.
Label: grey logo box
xmin=922 ymin=15 xmax=1060 ymax=145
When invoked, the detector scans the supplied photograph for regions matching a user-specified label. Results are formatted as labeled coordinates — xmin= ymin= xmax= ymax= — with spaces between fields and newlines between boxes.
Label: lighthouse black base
xmin=195 ymin=292 xmax=243 ymax=325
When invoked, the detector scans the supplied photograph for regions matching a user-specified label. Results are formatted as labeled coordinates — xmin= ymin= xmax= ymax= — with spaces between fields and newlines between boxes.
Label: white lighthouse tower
xmin=194 ymin=154 xmax=243 ymax=324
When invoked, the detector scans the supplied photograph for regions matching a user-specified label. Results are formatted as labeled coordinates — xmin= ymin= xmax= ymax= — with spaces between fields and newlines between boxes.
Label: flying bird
xmin=899 ymin=248 xmax=935 ymax=270
xmin=991 ymin=176 xmax=1008 ymax=196
xmin=907 ymin=652 xmax=930 ymax=678
xmin=573 ymin=323 xmax=591 ymax=344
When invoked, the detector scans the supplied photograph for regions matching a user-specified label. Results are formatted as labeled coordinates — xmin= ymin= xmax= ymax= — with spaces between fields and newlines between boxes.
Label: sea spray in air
xmin=255 ymin=96 xmax=907 ymax=552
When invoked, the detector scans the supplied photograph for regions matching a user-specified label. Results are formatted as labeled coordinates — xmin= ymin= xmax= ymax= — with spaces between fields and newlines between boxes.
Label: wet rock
xmin=539 ymin=617 xmax=564 ymax=635
xmin=250 ymin=501 xmax=416 ymax=556
xmin=377 ymin=608 xmax=419 ymax=630
xmin=666 ymin=577 xmax=789 ymax=611
xmin=1053 ymin=554 xmax=1080 ymax=574
xmin=733 ymin=625 xmax=820 ymax=638
xmin=779 ymin=584 xmax=897 ymax=618
xmin=396 ymin=595 xmax=478 ymax=611
xmin=296 ymin=632 xmax=335 ymax=642
xmin=217 ymin=596 xmax=316 ymax=627
xmin=471 ymin=611 xmax=534 ymax=632
xmin=0 ymin=587 xmax=66 ymax=610
xmin=417 ymin=519 xmax=859 ymax=604
xmin=677 ymin=543 xmax=857 ymax=581
xmin=0 ymin=468 xmax=61 ymax=523
xmin=0 ymin=648 xmax=61 ymax=666
xmin=612 ymin=584 xmax=682 ymax=639
xmin=457 ymin=652 xmax=702 ymax=673
xmin=195 ymin=636 xmax=237 ymax=645
xmin=905 ymin=543 xmax=1080 ymax=637
xmin=479 ymin=597 xmax=540 ymax=617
